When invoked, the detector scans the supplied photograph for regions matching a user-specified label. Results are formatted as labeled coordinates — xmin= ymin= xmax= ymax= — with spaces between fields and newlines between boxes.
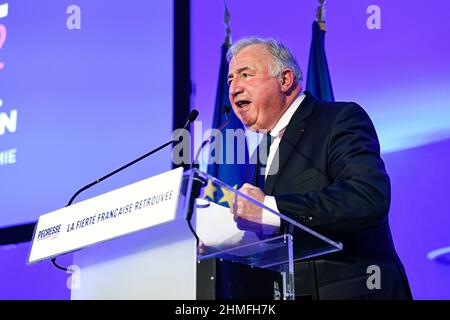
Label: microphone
xmin=183 ymin=109 xmax=199 ymax=130
xmin=51 ymin=109 xmax=199 ymax=271
xmin=186 ymin=106 xmax=231 ymax=223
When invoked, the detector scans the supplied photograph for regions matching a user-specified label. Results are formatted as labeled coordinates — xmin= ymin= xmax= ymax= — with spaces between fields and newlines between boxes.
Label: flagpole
xmin=306 ymin=0 xmax=335 ymax=101
xmin=224 ymin=1 xmax=232 ymax=48
xmin=316 ymin=0 xmax=327 ymax=32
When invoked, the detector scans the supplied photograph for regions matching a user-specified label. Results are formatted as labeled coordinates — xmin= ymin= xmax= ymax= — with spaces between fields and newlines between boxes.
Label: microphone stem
xmin=192 ymin=118 xmax=230 ymax=168
xmin=66 ymin=139 xmax=175 ymax=206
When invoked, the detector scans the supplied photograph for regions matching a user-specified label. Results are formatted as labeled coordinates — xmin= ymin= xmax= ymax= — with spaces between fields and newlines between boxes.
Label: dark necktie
xmin=253 ymin=133 xmax=273 ymax=189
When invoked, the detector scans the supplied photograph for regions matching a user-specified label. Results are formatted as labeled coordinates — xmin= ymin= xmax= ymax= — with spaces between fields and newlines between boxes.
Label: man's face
xmin=228 ymin=44 xmax=285 ymax=132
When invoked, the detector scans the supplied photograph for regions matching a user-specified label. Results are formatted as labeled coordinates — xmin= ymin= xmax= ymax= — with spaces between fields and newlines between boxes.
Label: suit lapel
xmin=264 ymin=92 xmax=316 ymax=195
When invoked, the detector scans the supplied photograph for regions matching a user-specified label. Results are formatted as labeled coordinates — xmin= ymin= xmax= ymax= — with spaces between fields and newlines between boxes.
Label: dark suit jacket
xmin=257 ymin=92 xmax=412 ymax=300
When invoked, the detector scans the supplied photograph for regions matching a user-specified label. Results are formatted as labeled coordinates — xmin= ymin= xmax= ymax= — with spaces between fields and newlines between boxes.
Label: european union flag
xmin=204 ymin=43 xmax=249 ymax=208
xmin=306 ymin=21 xmax=335 ymax=102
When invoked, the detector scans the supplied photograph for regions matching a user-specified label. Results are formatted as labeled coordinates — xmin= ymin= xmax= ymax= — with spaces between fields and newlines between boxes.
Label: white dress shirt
xmin=261 ymin=92 xmax=306 ymax=230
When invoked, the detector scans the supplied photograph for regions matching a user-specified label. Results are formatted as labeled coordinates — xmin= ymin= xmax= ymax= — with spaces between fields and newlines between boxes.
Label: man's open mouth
xmin=236 ymin=100 xmax=251 ymax=108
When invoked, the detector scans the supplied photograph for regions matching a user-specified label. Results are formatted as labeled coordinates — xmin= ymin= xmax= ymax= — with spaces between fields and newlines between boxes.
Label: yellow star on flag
xmin=218 ymin=184 xmax=238 ymax=208
xmin=203 ymin=179 xmax=217 ymax=201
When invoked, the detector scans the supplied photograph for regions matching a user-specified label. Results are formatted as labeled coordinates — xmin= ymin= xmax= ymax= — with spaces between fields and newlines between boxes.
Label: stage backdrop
xmin=192 ymin=0 xmax=450 ymax=299
xmin=0 ymin=1 xmax=174 ymax=228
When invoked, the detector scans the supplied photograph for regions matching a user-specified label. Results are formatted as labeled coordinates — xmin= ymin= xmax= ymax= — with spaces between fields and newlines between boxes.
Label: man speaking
xmin=227 ymin=37 xmax=412 ymax=300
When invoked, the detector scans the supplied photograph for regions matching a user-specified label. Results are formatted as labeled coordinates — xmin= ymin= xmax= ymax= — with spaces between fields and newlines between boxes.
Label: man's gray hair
xmin=226 ymin=37 xmax=303 ymax=83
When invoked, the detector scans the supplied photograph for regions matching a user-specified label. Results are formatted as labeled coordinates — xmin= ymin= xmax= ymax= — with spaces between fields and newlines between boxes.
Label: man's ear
xmin=279 ymin=69 xmax=295 ymax=93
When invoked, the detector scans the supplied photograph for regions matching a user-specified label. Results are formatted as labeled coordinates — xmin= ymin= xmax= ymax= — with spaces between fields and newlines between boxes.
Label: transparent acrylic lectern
xmin=190 ymin=168 xmax=343 ymax=300
xmin=55 ymin=167 xmax=341 ymax=299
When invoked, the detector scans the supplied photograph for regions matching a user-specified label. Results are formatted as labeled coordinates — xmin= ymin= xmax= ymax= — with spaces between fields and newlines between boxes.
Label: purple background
xmin=0 ymin=0 xmax=173 ymax=227
xmin=192 ymin=0 xmax=450 ymax=299
xmin=0 ymin=0 xmax=172 ymax=299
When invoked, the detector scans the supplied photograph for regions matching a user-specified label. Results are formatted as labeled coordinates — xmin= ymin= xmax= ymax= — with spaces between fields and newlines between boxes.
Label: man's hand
xmin=231 ymin=183 xmax=265 ymax=232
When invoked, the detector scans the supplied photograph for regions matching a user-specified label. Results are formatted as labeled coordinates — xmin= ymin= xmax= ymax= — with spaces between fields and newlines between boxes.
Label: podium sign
xmin=28 ymin=167 xmax=184 ymax=264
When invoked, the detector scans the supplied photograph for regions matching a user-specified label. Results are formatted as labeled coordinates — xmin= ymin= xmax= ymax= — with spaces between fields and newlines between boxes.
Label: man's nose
xmin=229 ymin=79 xmax=243 ymax=98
